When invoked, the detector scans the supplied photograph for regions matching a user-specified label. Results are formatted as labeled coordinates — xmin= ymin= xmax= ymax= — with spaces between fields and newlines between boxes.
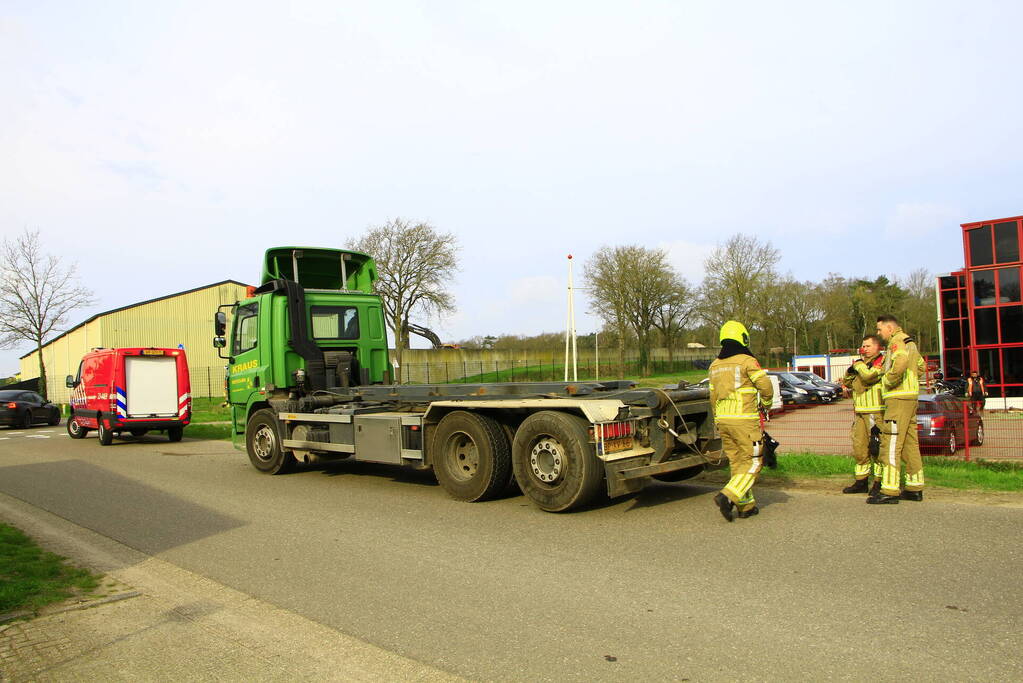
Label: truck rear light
xmin=591 ymin=420 xmax=637 ymax=454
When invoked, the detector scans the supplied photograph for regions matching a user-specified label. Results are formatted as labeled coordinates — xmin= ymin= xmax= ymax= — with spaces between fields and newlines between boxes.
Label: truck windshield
xmin=311 ymin=306 xmax=360 ymax=340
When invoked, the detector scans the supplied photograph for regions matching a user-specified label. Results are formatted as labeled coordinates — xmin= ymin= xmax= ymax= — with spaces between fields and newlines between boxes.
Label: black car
xmin=0 ymin=390 xmax=61 ymax=428
xmin=916 ymin=393 xmax=983 ymax=455
xmin=778 ymin=385 xmax=812 ymax=408
xmin=769 ymin=372 xmax=833 ymax=404
xmin=791 ymin=371 xmax=843 ymax=397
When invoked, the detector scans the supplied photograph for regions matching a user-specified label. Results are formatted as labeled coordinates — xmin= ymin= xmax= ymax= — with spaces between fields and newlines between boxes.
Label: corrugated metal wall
xmin=20 ymin=282 xmax=249 ymax=402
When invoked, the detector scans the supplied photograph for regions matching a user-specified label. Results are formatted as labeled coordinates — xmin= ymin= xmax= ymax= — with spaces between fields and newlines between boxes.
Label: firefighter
xmin=869 ymin=315 xmax=925 ymax=504
xmin=840 ymin=335 xmax=885 ymax=495
xmin=708 ymin=320 xmax=774 ymax=521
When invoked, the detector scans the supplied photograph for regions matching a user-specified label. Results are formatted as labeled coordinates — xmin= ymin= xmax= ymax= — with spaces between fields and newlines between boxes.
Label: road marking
xmin=0 ymin=437 xmax=9 ymax=440
xmin=6 ymin=432 xmax=24 ymax=436
xmin=25 ymin=435 xmax=51 ymax=439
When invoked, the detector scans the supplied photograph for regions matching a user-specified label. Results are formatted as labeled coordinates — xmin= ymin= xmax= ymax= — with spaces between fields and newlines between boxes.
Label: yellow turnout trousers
xmin=718 ymin=421 xmax=763 ymax=513
xmin=851 ymin=412 xmax=881 ymax=480
xmin=878 ymin=398 xmax=925 ymax=495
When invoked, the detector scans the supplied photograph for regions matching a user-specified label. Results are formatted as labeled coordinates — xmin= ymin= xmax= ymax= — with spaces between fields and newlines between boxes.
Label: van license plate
xmin=141 ymin=349 xmax=164 ymax=355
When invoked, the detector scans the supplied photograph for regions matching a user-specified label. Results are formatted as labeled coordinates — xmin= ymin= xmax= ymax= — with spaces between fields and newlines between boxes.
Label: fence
xmin=764 ymin=392 xmax=1022 ymax=461
xmin=398 ymin=357 xmax=710 ymax=385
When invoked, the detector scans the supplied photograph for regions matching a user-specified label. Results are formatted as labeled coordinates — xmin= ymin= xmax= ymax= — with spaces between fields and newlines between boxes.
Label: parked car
xmin=778 ymin=385 xmax=812 ymax=408
xmin=769 ymin=371 xmax=834 ymax=404
xmin=791 ymin=371 xmax=843 ymax=396
xmin=916 ymin=393 xmax=984 ymax=455
xmin=0 ymin=390 xmax=61 ymax=428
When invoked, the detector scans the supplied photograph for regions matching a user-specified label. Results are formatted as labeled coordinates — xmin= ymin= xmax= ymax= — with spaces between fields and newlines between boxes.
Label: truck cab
xmin=219 ymin=247 xmax=390 ymax=439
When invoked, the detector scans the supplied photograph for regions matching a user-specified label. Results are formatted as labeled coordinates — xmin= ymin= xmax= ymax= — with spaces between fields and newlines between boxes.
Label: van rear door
xmin=125 ymin=356 xmax=179 ymax=417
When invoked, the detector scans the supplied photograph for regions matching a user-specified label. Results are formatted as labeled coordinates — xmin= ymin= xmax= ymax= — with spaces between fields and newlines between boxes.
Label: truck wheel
xmin=246 ymin=409 xmax=295 ymax=474
xmin=512 ymin=411 xmax=603 ymax=512
xmin=432 ymin=411 xmax=511 ymax=502
xmin=97 ymin=420 xmax=113 ymax=446
xmin=66 ymin=416 xmax=88 ymax=439
xmin=652 ymin=465 xmax=705 ymax=482
xmin=167 ymin=427 xmax=183 ymax=442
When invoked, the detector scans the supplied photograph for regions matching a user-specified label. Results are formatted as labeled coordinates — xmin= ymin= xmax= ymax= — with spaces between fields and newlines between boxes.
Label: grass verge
xmin=184 ymin=423 xmax=232 ymax=441
xmin=750 ymin=453 xmax=1023 ymax=492
xmin=189 ymin=397 xmax=230 ymax=423
xmin=0 ymin=523 xmax=101 ymax=614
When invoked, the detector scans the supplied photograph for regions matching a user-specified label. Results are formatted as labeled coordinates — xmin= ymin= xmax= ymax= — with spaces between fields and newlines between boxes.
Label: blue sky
xmin=2 ymin=0 xmax=1021 ymax=373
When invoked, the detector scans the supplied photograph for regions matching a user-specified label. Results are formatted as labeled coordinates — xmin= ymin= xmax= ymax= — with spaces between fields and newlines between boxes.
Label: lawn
xmin=752 ymin=453 xmax=1023 ymax=492
xmin=0 ymin=523 xmax=101 ymax=614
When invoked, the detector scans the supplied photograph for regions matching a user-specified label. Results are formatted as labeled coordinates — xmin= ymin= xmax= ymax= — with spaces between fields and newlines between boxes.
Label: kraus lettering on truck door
xmin=229 ymin=303 xmax=261 ymax=405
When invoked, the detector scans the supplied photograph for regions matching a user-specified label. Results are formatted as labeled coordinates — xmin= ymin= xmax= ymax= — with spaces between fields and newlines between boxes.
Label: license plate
xmin=141 ymin=349 xmax=164 ymax=356
xmin=603 ymin=437 xmax=633 ymax=454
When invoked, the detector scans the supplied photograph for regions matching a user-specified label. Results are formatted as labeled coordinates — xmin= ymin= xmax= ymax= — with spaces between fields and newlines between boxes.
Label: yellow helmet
xmin=719 ymin=320 xmax=750 ymax=346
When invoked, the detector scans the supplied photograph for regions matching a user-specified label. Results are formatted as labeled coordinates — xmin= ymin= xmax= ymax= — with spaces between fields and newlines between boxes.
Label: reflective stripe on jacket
xmin=882 ymin=329 xmax=921 ymax=401
xmin=709 ymin=354 xmax=774 ymax=423
xmin=843 ymin=354 xmax=885 ymax=413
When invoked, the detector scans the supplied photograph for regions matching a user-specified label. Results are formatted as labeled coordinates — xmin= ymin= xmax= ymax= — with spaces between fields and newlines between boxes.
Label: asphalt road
xmin=2 ymin=427 xmax=1022 ymax=681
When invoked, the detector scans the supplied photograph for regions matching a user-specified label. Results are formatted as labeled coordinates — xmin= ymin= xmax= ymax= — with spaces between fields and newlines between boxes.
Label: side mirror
xmin=213 ymin=336 xmax=226 ymax=349
xmin=65 ymin=375 xmax=77 ymax=388
xmin=215 ymin=311 xmax=227 ymax=336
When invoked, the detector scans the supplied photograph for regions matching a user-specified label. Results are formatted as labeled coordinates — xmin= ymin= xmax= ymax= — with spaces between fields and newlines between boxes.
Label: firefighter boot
xmin=900 ymin=490 xmax=923 ymax=502
xmin=866 ymin=492 xmax=900 ymax=505
xmin=869 ymin=479 xmax=881 ymax=497
xmin=713 ymin=493 xmax=734 ymax=522
xmin=842 ymin=479 xmax=869 ymax=494
xmin=737 ymin=506 xmax=760 ymax=518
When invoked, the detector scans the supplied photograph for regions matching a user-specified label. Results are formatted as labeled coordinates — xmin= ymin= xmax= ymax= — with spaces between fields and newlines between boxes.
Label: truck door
xmin=228 ymin=302 xmax=263 ymax=412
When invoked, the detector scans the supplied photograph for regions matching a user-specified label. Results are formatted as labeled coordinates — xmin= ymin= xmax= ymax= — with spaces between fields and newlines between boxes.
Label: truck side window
xmin=234 ymin=304 xmax=259 ymax=354
xmin=311 ymin=306 xmax=359 ymax=340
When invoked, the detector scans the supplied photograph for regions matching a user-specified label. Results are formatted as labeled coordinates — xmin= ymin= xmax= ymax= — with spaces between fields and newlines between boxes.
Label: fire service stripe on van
xmin=116 ymin=387 xmax=127 ymax=418
xmin=178 ymin=392 xmax=190 ymax=417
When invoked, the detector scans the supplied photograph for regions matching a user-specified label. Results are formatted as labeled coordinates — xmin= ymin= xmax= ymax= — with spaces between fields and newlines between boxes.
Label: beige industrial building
xmin=20 ymin=280 xmax=250 ymax=402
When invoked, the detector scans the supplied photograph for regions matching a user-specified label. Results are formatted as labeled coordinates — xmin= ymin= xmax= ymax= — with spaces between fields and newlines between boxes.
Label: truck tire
xmin=246 ymin=409 xmax=295 ymax=474
xmin=66 ymin=416 xmax=88 ymax=439
xmin=512 ymin=410 xmax=604 ymax=512
xmin=167 ymin=427 xmax=183 ymax=442
xmin=432 ymin=411 xmax=511 ymax=502
xmin=97 ymin=420 xmax=113 ymax=446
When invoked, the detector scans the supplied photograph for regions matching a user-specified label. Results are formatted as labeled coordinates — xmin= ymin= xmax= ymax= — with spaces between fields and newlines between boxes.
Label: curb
xmin=0 ymin=590 xmax=142 ymax=626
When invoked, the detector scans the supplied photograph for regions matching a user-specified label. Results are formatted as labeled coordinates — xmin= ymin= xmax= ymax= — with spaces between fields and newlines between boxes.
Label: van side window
xmin=234 ymin=304 xmax=259 ymax=355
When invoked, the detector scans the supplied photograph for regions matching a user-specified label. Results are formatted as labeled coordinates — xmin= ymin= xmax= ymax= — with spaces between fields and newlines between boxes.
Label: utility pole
xmin=787 ymin=326 xmax=797 ymax=370
xmin=564 ymin=255 xmax=578 ymax=381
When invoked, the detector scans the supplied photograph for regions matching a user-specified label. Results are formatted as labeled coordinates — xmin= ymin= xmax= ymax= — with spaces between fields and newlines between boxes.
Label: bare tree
xmin=0 ymin=229 xmax=95 ymax=399
xmin=698 ymin=233 xmax=781 ymax=341
xmin=348 ymin=219 xmax=459 ymax=381
xmin=585 ymin=245 xmax=677 ymax=376
xmin=652 ymin=274 xmax=696 ymax=366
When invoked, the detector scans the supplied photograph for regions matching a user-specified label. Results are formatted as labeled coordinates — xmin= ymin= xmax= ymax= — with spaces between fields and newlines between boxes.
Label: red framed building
xmin=938 ymin=214 xmax=1023 ymax=406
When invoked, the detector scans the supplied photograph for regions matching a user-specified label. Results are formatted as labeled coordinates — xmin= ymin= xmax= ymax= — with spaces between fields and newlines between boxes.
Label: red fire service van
xmin=65 ymin=347 xmax=191 ymax=445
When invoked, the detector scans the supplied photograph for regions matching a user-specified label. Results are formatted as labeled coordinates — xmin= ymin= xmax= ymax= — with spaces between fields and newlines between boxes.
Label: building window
xmin=973 ymin=270 xmax=996 ymax=306
xmin=942 ymin=320 xmax=962 ymax=347
xmin=998 ymin=267 xmax=1020 ymax=303
xmin=941 ymin=289 xmax=960 ymax=318
xmin=1001 ymin=306 xmax=1023 ymax=343
xmin=975 ymin=308 xmax=998 ymax=345
xmin=1003 ymin=347 xmax=1023 ymax=384
xmin=968 ymin=225 xmax=994 ymax=266
xmin=977 ymin=348 xmax=1001 ymax=382
xmin=994 ymin=221 xmax=1020 ymax=263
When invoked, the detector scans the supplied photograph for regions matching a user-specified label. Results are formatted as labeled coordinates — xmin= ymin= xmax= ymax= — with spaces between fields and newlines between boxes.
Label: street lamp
xmin=787 ymin=326 xmax=797 ymax=370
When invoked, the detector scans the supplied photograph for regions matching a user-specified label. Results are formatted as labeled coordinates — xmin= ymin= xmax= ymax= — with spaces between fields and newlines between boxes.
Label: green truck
xmin=215 ymin=247 xmax=723 ymax=512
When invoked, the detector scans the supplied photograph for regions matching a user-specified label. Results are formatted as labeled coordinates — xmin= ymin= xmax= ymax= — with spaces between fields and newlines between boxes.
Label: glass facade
xmin=953 ymin=215 xmax=1023 ymax=401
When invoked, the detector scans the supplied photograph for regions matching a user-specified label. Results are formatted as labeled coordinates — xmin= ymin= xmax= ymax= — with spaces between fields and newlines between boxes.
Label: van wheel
xmin=98 ymin=421 xmax=113 ymax=446
xmin=167 ymin=427 xmax=183 ymax=442
xmin=66 ymin=416 xmax=88 ymax=439
xmin=432 ymin=411 xmax=511 ymax=502
xmin=246 ymin=409 xmax=295 ymax=474
xmin=512 ymin=411 xmax=604 ymax=512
